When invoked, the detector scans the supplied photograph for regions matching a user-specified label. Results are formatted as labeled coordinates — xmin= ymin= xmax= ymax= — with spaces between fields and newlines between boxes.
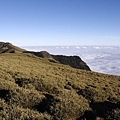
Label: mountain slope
xmin=0 ymin=53 xmax=120 ymax=120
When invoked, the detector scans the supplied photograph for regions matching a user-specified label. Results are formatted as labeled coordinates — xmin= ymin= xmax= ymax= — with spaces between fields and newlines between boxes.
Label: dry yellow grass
xmin=0 ymin=53 xmax=120 ymax=119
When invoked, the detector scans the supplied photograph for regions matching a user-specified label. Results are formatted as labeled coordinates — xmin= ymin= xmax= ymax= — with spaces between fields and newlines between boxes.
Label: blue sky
xmin=0 ymin=0 xmax=120 ymax=46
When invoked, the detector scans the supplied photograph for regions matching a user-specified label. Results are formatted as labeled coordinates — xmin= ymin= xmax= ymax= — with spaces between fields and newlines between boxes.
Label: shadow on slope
xmin=78 ymin=101 xmax=120 ymax=120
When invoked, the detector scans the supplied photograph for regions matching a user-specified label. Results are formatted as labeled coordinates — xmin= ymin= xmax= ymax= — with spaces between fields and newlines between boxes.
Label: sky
xmin=0 ymin=0 xmax=120 ymax=46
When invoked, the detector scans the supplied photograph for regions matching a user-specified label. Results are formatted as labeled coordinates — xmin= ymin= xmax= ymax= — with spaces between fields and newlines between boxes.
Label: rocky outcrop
xmin=52 ymin=55 xmax=91 ymax=71
xmin=0 ymin=42 xmax=25 ymax=53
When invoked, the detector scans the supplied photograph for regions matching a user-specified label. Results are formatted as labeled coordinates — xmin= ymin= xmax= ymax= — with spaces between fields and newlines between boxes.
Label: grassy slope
xmin=0 ymin=53 xmax=120 ymax=120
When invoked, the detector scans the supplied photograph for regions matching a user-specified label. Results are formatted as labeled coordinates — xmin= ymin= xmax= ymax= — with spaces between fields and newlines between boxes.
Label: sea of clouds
xmin=22 ymin=46 xmax=120 ymax=76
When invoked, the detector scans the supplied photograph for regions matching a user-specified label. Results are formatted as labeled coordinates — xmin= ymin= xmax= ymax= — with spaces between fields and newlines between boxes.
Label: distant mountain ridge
xmin=0 ymin=42 xmax=90 ymax=71
xmin=0 ymin=42 xmax=25 ymax=53
xmin=52 ymin=55 xmax=91 ymax=71
xmin=23 ymin=50 xmax=91 ymax=71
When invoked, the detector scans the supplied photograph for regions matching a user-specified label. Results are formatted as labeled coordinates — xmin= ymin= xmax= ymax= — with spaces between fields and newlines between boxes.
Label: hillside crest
xmin=0 ymin=42 xmax=91 ymax=71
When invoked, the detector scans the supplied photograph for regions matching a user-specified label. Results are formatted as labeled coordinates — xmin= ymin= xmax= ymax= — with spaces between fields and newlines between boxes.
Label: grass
xmin=0 ymin=53 xmax=120 ymax=120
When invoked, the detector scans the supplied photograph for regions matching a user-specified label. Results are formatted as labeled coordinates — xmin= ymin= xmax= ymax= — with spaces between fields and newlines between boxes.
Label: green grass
xmin=0 ymin=53 xmax=120 ymax=119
